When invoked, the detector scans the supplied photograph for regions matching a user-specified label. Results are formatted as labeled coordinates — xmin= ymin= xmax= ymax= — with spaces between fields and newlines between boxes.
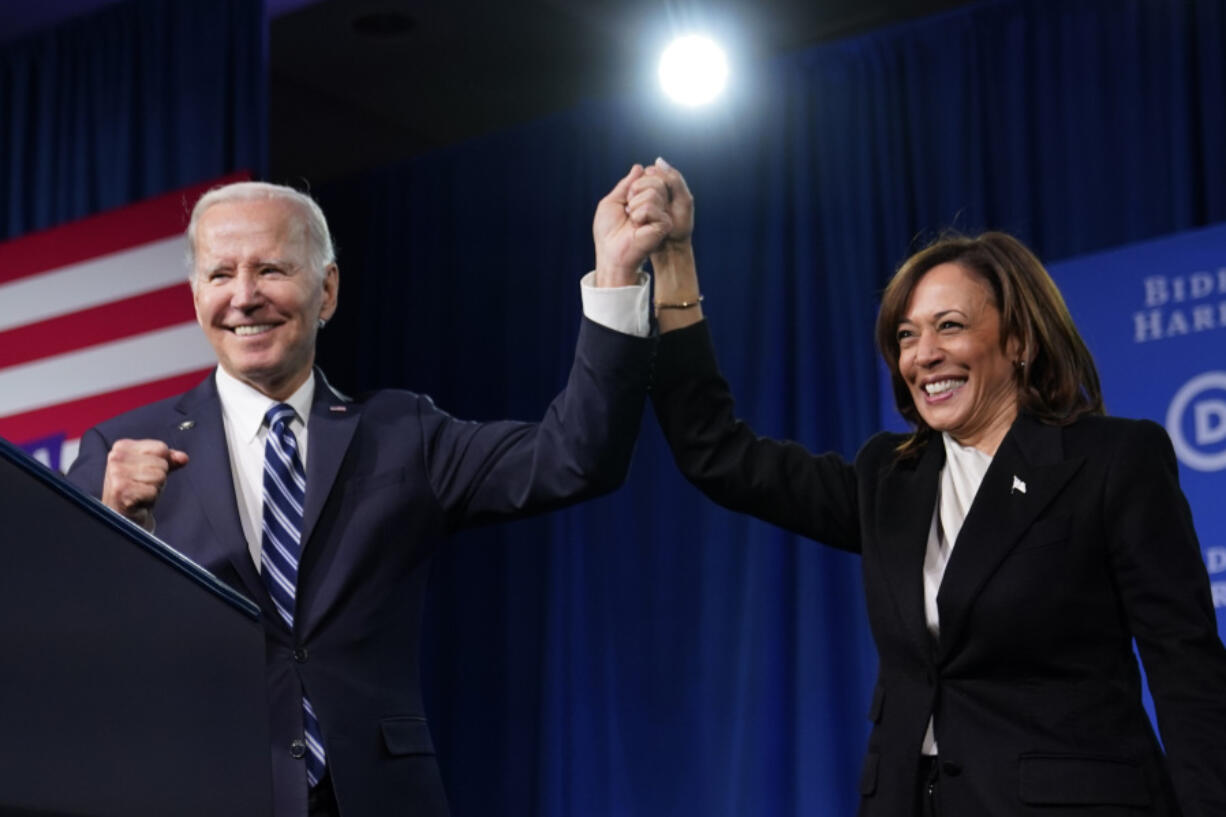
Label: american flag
xmin=0 ymin=174 xmax=245 ymax=472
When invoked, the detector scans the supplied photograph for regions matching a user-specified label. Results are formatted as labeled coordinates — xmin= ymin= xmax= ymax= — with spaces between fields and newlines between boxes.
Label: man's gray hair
xmin=186 ymin=181 xmax=336 ymax=285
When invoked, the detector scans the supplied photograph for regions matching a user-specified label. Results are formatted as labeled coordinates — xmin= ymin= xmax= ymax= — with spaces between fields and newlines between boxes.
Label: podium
xmin=0 ymin=438 xmax=271 ymax=816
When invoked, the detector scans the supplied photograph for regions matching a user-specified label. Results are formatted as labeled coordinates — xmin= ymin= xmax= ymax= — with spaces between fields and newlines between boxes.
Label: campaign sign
xmin=1051 ymin=224 xmax=1226 ymax=636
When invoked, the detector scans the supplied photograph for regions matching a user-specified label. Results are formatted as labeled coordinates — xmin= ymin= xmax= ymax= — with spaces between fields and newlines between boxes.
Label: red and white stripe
xmin=0 ymin=174 xmax=247 ymax=471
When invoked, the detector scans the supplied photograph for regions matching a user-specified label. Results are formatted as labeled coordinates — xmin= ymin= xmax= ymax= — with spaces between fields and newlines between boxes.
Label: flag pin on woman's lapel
xmin=1011 ymin=475 xmax=1027 ymax=495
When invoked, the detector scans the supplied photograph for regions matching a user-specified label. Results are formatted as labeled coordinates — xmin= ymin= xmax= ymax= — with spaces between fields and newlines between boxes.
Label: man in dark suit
xmin=66 ymin=165 xmax=673 ymax=817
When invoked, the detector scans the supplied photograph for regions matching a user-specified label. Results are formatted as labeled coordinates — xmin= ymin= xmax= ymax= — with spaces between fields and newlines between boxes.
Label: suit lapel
xmin=171 ymin=374 xmax=266 ymax=603
xmin=295 ymin=373 xmax=359 ymax=636
xmin=876 ymin=436 xmax=944 ymax=657
xmin=300 ymin=372 xmax=359 ymax=549
xmin=175 ymin=370 xmax=360 ymax=630
xmin=935 ymin=414 xmax=1084 ymax=659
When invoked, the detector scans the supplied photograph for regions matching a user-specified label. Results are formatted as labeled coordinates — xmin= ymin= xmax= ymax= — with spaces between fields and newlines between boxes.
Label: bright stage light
xmin=658 ymin=35 xmax=728 ymax=106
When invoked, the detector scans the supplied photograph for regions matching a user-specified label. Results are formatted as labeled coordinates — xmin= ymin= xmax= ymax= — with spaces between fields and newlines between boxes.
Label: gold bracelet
xmin=654 ymin=295 xmax=703 ymax=310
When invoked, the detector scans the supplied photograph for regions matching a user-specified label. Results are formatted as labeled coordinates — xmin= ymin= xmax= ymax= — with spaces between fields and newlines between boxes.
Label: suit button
xmin=290 ymin=739 xmax=307 ymax=759
xmin=941 ymin=761 xmax=962 ymax=776
xmin=293 ymin=647 xmax=309 ymax=663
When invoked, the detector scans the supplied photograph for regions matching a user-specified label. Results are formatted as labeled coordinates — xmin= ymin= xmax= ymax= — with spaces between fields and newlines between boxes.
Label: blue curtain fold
xmin=314 ymin=1 xmax=1226 ymax=814
xmin=0 ymin=0 xmax=266 ymax=240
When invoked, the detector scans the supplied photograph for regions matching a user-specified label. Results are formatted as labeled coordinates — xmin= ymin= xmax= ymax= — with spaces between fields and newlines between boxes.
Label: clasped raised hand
xmin=593 ymin=162 xmax=676 ymax=287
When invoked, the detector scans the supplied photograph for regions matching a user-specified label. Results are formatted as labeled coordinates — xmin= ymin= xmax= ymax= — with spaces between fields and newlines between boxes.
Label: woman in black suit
xmin=638 ymin=161 xmax=1226 ymax=816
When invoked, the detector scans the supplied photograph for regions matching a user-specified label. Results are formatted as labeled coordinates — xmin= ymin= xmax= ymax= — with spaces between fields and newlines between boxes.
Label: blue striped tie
xmin=261 ymin=403 xmax=327 ymax=787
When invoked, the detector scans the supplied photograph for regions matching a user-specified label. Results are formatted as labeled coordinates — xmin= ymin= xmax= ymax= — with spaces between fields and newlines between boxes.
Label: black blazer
xmin=652 ymin=321 xmax=1226 ymax=817
xmin=66 ymin=319 xmax=653 ymax=817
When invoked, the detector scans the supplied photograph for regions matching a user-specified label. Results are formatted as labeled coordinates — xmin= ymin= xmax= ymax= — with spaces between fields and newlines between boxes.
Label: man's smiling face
xmin=191 ymin=197 xmax=338 ymax=400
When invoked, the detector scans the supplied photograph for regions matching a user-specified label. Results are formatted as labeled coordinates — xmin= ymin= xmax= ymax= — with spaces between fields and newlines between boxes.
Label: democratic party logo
xmin=1166 ymin=371 xmax=1226 ymax=472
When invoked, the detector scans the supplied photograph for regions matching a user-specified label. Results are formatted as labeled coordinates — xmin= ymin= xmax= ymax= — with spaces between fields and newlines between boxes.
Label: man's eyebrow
xmin=253 ymin=258 xmax=299 ymax=269
xmin=204 ymin=257 xmax=298 ymax=271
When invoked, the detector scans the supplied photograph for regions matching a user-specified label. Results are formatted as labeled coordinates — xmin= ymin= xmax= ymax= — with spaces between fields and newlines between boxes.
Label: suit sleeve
xmin=1104 ymin=419 xmax=1226 ymax=814
xmin=64 ymin=426 xmax=112 ymax=498
xmin=650 ymin=320 xmax=861 ymax=552
xmin=420 ymin=317 xmax=654 ymax=529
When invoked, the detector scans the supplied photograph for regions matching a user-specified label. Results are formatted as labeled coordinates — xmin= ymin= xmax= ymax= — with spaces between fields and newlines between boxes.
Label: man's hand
xmin=101 ymin=439 xmax=189 ymax=531
xmin=593 ymin=164 xmax=674 ymax=287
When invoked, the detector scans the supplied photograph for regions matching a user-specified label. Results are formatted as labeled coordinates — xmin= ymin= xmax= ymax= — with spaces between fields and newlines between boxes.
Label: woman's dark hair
xmin=875 ymin=232 xmax=1104 ymax=456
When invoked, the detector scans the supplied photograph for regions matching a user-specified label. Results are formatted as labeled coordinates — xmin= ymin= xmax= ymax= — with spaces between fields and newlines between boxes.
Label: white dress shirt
xmin=215 ymin=365 xmax=315 ymax=569
xmin=921 ymin=432 xmax=993 ymax=755
xmin=579 ymin=270 xmax=651 ymax=337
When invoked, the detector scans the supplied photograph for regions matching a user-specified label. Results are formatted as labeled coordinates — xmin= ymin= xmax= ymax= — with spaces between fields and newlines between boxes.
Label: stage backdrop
xmin=0 ymin=177 xmax=243 ymax=470
xmin=0 ymin=0 xmax=265 ymax=242
xmin=1048 ymin=225 xmax=1226 ymax=629
xmin=313 ymin=1 xmax=1226 ymax=813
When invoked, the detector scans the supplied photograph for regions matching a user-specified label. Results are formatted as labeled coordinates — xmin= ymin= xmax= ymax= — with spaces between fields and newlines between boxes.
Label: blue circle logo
xmin=1166 ymin=371 xmax=1226 ymax=472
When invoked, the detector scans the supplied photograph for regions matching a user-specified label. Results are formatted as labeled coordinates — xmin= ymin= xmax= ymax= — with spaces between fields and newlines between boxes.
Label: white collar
xmin=214 ymin=366 xmax=316 ymax=443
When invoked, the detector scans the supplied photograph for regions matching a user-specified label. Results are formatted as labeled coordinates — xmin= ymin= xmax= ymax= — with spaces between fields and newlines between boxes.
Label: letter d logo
xmin=1166 ymin=371 xmax=1226 ymax=472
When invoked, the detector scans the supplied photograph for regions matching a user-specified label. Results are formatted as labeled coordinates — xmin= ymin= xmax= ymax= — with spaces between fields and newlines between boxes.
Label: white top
xmin=921 ymin=432 xmax=993 ymax=755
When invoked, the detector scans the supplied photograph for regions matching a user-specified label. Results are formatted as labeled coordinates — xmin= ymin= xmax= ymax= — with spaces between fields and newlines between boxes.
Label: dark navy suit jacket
xmin=652 ymin=320 xmax=1226 ymax=817
xmin=67 ymin=318 xmax=653 ymax=817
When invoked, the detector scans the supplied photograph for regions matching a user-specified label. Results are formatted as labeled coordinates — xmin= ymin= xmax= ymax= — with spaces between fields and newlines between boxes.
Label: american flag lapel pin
xmin=329 ymin=405 xmax=348 ymax=413
xmin=1011 ymin=475 xmax=1027 ymax=495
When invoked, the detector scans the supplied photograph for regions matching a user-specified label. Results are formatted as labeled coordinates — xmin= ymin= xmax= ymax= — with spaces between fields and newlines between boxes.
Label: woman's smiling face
xmin=897 ymin=262 xmax=1021 ymax=454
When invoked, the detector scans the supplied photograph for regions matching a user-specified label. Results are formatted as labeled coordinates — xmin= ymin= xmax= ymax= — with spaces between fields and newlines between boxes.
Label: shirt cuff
xmin=580 ymin=270 xmax=651 ymax=338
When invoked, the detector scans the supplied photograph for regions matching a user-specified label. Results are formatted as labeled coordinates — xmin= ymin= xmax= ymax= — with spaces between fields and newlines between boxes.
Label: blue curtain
xmin=0 ymin=0 xmax=266 ymax=241
xmin=315 ymin=0 xmax=1226 ymax=814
